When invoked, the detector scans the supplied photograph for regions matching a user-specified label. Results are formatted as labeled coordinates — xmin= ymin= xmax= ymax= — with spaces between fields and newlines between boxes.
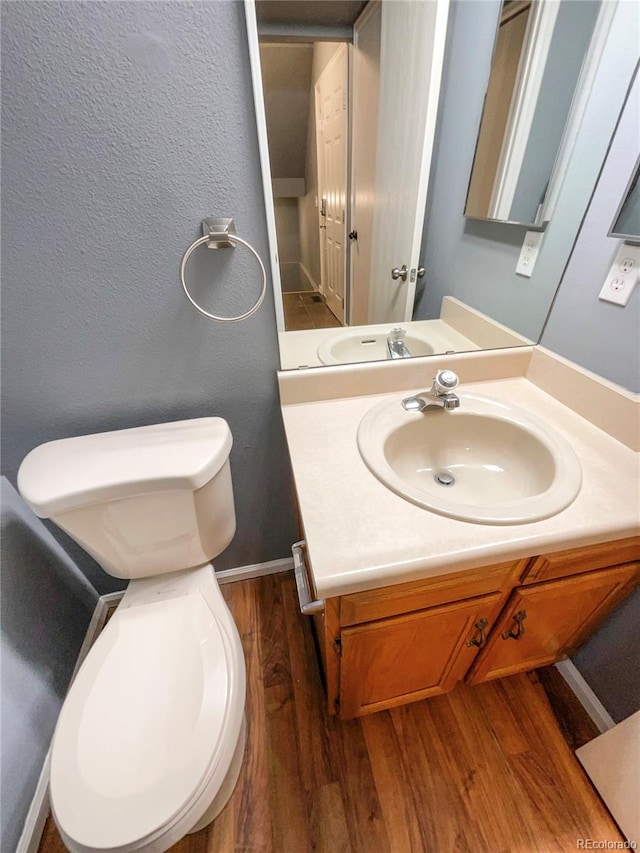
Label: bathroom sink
xmin=317 ymin=328 xmax=435 ymax=365
xmin=357 ymin=393 xmax=582 ymax=524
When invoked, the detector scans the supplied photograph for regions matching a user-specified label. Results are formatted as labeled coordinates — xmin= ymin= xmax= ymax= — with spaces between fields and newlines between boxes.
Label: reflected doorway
xmin=259 ymin=40 xmax=349 ymax=331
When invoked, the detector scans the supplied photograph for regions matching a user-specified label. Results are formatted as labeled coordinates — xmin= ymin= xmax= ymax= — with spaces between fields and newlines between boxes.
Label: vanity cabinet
xmin=307 ymin=537 xmax=639 ymax=720
xmin=466 ymin=562 xmax=639 ymax=685
xmin=339 ymin=593 xmax=502 ymax=719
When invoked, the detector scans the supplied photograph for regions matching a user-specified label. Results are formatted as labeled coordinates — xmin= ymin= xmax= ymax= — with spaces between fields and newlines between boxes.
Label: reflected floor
xmin=283 ymin=291 xmax=342 ymax=332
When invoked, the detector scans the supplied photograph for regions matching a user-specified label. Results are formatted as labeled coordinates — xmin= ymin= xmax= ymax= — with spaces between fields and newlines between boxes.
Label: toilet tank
xmin=17 ymin=419 xmax=236 ymax=580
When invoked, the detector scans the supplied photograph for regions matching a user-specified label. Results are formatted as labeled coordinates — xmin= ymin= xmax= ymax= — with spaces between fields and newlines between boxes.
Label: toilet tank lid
xmin=17 ymin=418 xmax=233 ymax=517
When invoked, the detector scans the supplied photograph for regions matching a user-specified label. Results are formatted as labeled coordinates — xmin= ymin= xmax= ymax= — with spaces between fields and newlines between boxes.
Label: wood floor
xmin=39 ymin=572 xmax=622 ymax=853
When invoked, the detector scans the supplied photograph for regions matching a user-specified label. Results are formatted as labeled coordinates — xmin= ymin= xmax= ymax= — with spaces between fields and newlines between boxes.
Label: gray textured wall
xmin=1 ymin=0 xmax=298 ymax=593
xmin=415 ymin=0 xmax=638 ymax=346
xmin=1 ymin=479 xmax=98 ymax=852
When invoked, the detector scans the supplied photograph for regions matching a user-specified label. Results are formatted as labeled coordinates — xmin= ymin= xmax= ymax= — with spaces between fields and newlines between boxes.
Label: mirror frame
xmin=464 ymin=0 xmax=604 ymax=229
xmin=245 ymin=0 xmax=286 ymax=332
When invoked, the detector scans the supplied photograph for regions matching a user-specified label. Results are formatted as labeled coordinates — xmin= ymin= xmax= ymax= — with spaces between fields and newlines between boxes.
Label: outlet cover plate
xmin=516 ymin=231 xmax=544 ymax=277
xmin=598 ymin=243 xmax=639 ymax=306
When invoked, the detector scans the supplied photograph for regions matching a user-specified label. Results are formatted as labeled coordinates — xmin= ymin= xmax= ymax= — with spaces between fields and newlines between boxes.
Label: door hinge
xmin=334 ymin=637 xmax=342 ymax=656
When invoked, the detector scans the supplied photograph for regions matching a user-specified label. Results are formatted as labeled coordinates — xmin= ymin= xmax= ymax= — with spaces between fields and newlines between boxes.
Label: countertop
xmin=280 ymin=374 xmax=639 ymax=599
xmin=278 ymin=319 xmax=479 ymax=370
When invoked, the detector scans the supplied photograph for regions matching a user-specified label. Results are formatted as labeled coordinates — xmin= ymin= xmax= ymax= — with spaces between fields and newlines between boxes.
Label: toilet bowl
xmin=17 ymin=418 xmax=247 ymax=853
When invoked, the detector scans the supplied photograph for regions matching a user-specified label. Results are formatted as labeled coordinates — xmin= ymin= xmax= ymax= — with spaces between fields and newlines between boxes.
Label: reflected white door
xmin=367 ymin=0 xmax=450 ymax=324
xmin=350 ymin=2 xmax=382 ymax=326
xmin=315 ymin=44 xmax=348 ymax=324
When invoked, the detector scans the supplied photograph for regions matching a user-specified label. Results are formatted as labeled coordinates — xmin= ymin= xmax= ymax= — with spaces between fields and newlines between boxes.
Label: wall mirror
xmin=465 ymin=0 xmax=600 ymax=227
xmin=245 ymin=0 xmax=615 ymax=370
xmin=609 ymin=158 xmax=640 ymax=242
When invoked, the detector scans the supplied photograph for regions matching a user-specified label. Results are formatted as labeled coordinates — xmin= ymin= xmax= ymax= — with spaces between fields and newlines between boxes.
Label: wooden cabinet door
xmin=467 ymin=563 xmax=638 ymax=685
xmin=339 ymin=593 xmax=501 ymax=718
xmin=522 ymin=537 xmax=639 ymax=585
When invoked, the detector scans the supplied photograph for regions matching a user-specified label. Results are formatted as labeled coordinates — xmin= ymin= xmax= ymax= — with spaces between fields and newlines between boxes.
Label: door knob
xmin=391 ymin=265 xmax=408 ymax=281
xmin=417 ymin=267 xmax=426 ymax=278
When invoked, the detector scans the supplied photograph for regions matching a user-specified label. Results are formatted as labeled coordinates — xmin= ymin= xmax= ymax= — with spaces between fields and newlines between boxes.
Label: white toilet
xmin=17 ymin=418 xmax=247 ymax=853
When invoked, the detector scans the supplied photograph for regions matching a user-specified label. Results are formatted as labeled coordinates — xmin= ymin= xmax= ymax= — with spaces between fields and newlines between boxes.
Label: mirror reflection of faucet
xmin=402 ymin=370 xmax=461 ymax=412
xmin=386 ymin=327 xmax=413 ymax=359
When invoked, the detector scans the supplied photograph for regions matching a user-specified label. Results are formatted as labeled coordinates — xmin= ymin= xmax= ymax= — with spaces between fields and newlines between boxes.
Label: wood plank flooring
xmin=38 ymin=572 xmax=622 ymax=853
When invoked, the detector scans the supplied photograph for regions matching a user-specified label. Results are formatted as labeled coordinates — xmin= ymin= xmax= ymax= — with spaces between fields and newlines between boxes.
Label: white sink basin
xmin=317 ymin=328 xmax=435 ymax=365
xmin=357 ymin=393 xmax=582 ymax=524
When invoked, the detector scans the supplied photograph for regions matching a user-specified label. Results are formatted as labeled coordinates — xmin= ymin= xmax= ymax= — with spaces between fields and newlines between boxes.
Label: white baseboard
xmin=216 ymin=556 xmax=293 ymax=584
xmin=554 ymin=659 xmax=616 ymax=734
xmin=299 ymin=262 xmax=320 ymax=293
xmin=16 ymin=754 xmax=51 ymax=853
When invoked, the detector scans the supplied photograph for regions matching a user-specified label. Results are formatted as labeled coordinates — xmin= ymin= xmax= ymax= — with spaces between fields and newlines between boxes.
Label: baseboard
xmin=15 ymin=753 xmax=51 ymax=853
xmin=554 ymin=659 xmax=616 ymax=734
xmin=299 ymin=262 xmax=319 ymax=293
xmin=216 ymin=556 xmax=293 ymax=584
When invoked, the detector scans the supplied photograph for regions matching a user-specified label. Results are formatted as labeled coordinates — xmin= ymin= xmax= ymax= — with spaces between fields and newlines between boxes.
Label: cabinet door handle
xmin=502 ymin=609 xmax=527 ymax=640
xmin=466 ymin=617 xmax=489 ymax=648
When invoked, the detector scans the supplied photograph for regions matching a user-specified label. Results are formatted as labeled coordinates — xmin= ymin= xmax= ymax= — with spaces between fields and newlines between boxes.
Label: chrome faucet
xmin=402 ymin=370 xmax=460 ymax=412
xmin=386 ymin=327 xmax=412 ymax=359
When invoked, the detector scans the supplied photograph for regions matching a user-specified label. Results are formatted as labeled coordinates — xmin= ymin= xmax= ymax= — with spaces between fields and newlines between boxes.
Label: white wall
xmin=274 ymin=198 xmax=302 ymax=263
xmin=259 ymin=43 xmax=313 ymax=179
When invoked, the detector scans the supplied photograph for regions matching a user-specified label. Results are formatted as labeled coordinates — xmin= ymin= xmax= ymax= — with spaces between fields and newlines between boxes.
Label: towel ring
xmin=180 ymin=221 xmax=267 ymax=323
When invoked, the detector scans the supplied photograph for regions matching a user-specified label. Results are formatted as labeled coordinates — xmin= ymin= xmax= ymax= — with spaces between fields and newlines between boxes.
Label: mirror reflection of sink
xmin=357 ymin=393 xmax=582 ymax=524
xmin=317 ymin=327 xmax=435 ymax=365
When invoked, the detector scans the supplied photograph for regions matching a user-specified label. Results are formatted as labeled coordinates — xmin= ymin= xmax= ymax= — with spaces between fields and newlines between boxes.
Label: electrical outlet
xmin=598 ymin=243 xmax=640 ymax=306
xmin=516 ymin=231 xmax=544 ymax=277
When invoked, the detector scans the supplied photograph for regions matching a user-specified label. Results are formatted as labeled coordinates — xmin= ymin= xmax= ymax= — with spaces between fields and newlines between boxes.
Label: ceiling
xmin=255 ymin=1 xmax=368 ymax=29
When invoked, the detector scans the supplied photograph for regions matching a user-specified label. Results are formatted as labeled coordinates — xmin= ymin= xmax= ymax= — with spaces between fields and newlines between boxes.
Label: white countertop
xmin=278 ymin=318 xmax=479 ymax=369
xmin=278 ymin=297 xmax=533 ymax=370
xmin=280 ymin=374 xmax=639 ymax=598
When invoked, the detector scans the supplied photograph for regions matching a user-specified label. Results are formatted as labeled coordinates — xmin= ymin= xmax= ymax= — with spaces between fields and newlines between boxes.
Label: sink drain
xmin=434 ymin=471 xmax=455 ymax=487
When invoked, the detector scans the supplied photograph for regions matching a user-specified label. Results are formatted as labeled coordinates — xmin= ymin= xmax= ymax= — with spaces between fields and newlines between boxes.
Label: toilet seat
xmin=51 ymin=576 xmax=245 ymax=853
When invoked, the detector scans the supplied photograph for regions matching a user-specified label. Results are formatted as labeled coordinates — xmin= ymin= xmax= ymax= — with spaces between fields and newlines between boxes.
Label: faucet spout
xmin=386 ymin=327 xmax=412 ymax=359
xmin=401 ymin=369 xmax=460 ymax=413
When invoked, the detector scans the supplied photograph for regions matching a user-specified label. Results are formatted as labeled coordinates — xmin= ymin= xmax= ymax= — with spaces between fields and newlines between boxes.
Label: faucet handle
xmin=432 ymin=369 xmax=459 ymax=395
xmin=389 ymin=326 xmax=406 ymax=340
